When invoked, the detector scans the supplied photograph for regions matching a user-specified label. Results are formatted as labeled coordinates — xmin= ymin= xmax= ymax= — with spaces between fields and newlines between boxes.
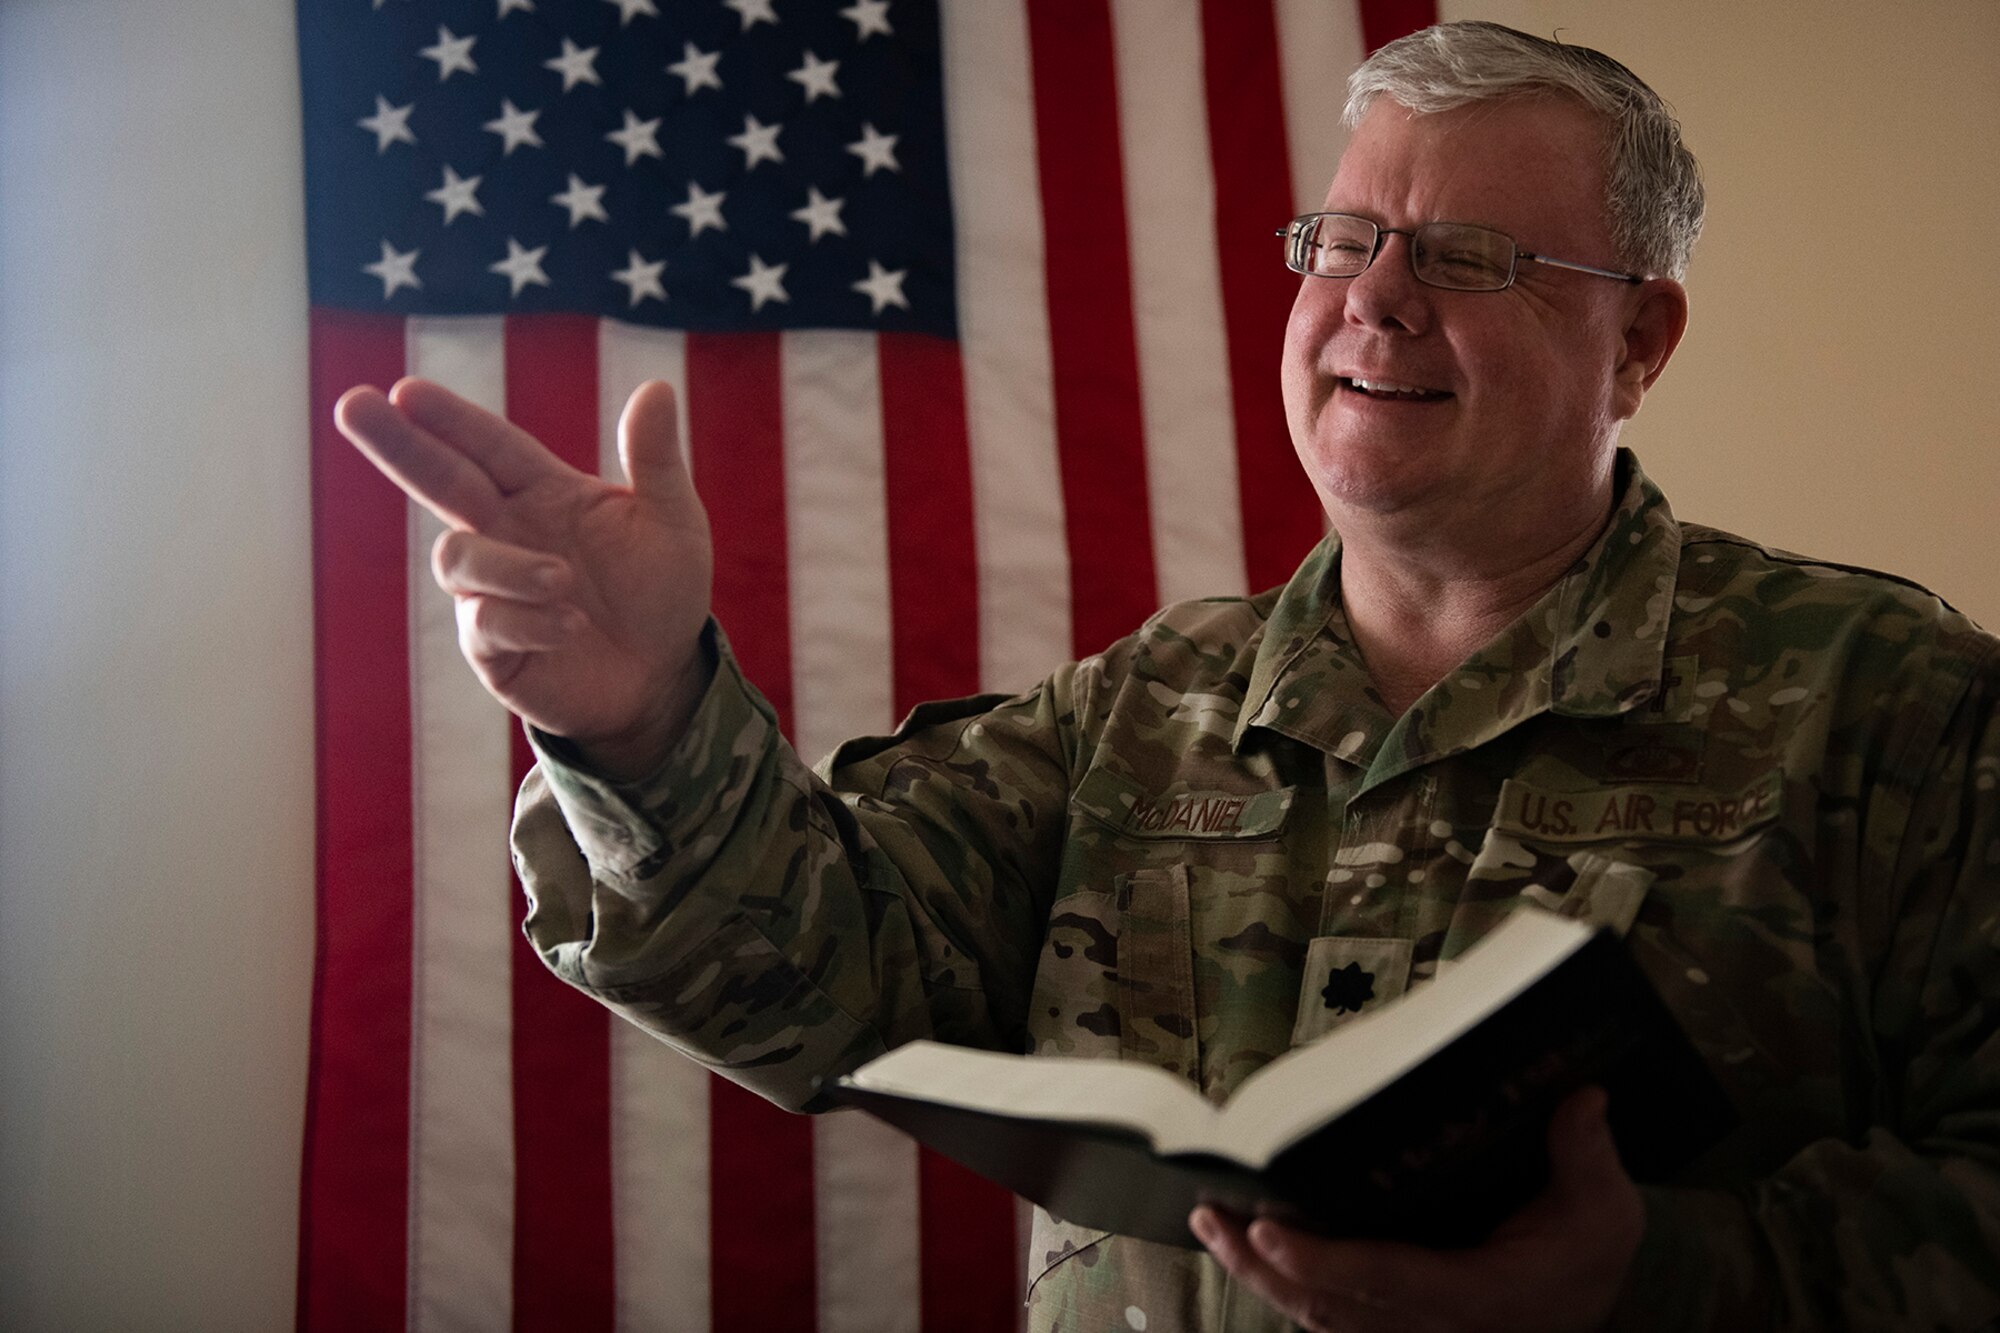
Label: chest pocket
xmin=1026 ymin=870 xmax=1204 ymax=1078
xmin=1484 ymin=772 xmax=1783 ymax=854
xmin=1458 ymin=770 xmax=1785 ymax=949
xmin=1028 ymin=769 xmax=1298 ymax=1086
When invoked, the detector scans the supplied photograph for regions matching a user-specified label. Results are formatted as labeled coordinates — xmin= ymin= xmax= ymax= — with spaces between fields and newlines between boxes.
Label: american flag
xmin=296 ymin=1 xmax=1431 ymax=1328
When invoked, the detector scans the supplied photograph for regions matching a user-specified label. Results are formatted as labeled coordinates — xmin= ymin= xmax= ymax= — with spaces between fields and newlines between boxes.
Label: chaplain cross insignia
xmin=1320 ymin=961 xmax=1376 ymax=1014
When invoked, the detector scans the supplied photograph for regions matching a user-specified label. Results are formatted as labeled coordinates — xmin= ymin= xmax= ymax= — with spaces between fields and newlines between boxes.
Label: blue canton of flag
xmin=298 ymin=0 xmax=956 ymax=335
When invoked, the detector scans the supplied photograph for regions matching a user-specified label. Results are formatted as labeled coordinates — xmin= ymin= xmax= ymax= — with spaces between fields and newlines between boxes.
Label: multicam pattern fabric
xmin=514 ymin=452 xmax=2000 ymax=1331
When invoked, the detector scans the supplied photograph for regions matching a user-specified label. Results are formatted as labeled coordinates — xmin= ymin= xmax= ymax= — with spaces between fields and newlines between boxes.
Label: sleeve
xmin=1609 ymin=648 xmax=2000 ymax=1331
xmin=509 ymin=621 xmax=1086 ymax=1112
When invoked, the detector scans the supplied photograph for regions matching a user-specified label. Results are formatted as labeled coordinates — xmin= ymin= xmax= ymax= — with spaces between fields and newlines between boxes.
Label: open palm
xmin=336 ymin=377 xmax=713 ymax=776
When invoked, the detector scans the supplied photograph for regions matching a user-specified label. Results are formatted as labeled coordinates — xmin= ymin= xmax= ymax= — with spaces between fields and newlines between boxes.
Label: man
xmin=336 ymin=22 xmax=2000 ymax=1332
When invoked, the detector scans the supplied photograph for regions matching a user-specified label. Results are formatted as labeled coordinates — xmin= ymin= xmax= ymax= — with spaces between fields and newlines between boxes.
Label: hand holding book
xmin=1190 ymin=1085 xmax=1646 ymax=1333
xmin=826 ymin=909 xmax=1733 ymax=1250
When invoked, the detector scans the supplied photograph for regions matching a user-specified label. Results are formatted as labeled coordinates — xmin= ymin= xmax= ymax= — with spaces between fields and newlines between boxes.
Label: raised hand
xmin=335 ymin=377 xmax=714 ymax=779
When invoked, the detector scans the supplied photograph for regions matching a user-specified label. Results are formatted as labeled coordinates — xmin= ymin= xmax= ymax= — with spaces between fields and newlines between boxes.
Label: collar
xmin=1234 ymin=450 xmax=1682 ymax=789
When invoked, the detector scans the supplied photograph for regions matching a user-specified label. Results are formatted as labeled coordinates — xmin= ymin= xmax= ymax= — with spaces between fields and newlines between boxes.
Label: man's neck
xmin=1334 ymin=489 xmax=1616 ymax=717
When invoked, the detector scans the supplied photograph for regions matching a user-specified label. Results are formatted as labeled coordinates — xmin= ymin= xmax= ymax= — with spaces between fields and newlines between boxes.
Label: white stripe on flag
xmin=783 ymin=331 xmax=895 ymax=769
xmin=594 ymin=319 xmax=714 ymax=1333
xmin=815 ymin=1112 xmax=922 ymax=1333
xmin=778 ymin=327 xmax=924 ymax=1331
xmin=940 ymin=0 xmax=1073 ymax=692
xmin=610 ymin=1023 xmax=712 ymax=1333
xmin=1276 ymin=0 xmax=1365 ymax=214
xmin=1112 ymin=0 xmax=1251 ymax=606
xmin=405 ymin=316 xmax=516 ymax=1332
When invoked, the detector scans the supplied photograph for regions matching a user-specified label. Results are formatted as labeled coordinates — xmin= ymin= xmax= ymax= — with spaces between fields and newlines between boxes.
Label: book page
xmin=1219 ymin=909 xmax=1591 ymax=1162
xmin=843 ymin=1042 xmax=1223 ymax=1149
xmin=842 ymin=909 xmax=1593 ymax=1165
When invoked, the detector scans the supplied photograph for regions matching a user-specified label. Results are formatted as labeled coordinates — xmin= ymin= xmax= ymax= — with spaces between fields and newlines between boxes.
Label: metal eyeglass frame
xmin=1278 ymin=212 xmax=1643 ymax=291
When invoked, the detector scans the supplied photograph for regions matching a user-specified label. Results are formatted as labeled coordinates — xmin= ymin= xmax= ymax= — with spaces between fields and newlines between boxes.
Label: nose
xmin=1341 ymin=231 xmax=1431 ymax=336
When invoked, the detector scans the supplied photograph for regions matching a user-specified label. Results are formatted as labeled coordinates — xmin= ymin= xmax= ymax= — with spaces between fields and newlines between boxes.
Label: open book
xmin=825 ymin=909 xmax=1734 ymax=1249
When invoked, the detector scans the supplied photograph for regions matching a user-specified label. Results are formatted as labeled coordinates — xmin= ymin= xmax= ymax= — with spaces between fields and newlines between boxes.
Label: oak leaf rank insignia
xmin=1320 ymin=961 xmax=1377 ymax=1014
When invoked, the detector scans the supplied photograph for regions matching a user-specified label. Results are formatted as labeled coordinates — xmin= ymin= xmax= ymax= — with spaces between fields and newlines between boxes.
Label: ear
xmin=1611 ymin=278 xmax=1689 ymax=421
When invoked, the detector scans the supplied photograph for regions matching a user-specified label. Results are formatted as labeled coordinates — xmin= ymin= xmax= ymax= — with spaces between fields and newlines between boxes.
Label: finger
xmin=434 ymin=528 xmax=572 ymax=602
xmin=1242 ymin=1219 xmax=1432 ymax=1315
xmin=616 ymin=379 xmax=694 ymax=503
xmin=391 ymin=376 xmax=580 ymax=497
xmin=1191 ymin=1209 xmax=1388 ymax=1333
xmin=456 ymin=593 xmax=585 ymax=658
xmin=1535 ymin=1086 xmax=1644 ymax=1266
xmin=336 ymin=385 xmax=505 ymax=530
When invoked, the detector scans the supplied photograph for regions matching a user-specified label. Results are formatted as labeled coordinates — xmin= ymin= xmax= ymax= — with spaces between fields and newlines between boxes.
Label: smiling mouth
xmin=1339 ymin=376 xmax=1452 ymax=403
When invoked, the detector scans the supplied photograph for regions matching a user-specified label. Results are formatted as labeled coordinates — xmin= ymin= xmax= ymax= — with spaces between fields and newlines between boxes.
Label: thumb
xmin=1548 ymin=1086 xmax=1625 ymax=1197
xmin=618 ymin=379 xmax=693 ymax=502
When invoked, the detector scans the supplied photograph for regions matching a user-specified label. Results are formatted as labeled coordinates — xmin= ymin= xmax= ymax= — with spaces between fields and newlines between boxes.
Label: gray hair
xmin=1345 ymin=21 xmax=1704 ymax=281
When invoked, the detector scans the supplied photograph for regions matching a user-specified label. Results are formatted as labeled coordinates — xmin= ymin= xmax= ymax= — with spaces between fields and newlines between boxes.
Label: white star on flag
xmin=840 ymin=0 xmax=893 ymax=40
xmin=671 ymin=181 xmax=728 ymax=236
xmin=723 ymin=0 xmax=778 ymax=31
xmin=419 ymin=26 xmax=479 ymax=81
xmin=606 ymin=109 xmax=664 ymax=165
xmin=667 ymin=42 xmax=723 ymax=96
xmin=852 ymin=259 xmax=910 ymax=313
xmin=787 ymin=52 xmax=841 ymax=103
xmin=483 ymin=99 xmax=544 ymax=154
xmin=603 ymin=0 xmax=659 ymax=25
xmin=424 ymin=165 xmax=485 ymax=223
xmin=610 ymin=249 xmax=668 ymax=306
xmin=847 ymin=122 xmax=900 ymax=176
xmin=790 ymin=187 xmax=847 ymax=242
xmin=550 ymin=174 xmax=609 ymax=227
xmin=362 ymin=239 xmax=421 ymax=296
xmin=545 ymin=38 xmax=602 ymax=92
xmin=489 ymin=238 xmax=551 ymax=297
xmin=731 ymin=253 xmax=789 ymax=310
xmin=727 ymin=114 xmax=784 ymax=170
xmin=357 ymin=96 xmax=416 ymax=152
xmin=496 ymin=0 xmax=535 ymax=15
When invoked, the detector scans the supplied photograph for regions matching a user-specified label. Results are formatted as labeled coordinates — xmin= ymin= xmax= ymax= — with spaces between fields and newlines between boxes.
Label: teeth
xmin=1349 ymin=377 xmax=1434 ymax=395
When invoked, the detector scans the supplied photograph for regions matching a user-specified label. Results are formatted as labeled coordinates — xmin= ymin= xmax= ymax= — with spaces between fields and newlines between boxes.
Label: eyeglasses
xmin=1277 ymin=213 xmax=1642 ymax=292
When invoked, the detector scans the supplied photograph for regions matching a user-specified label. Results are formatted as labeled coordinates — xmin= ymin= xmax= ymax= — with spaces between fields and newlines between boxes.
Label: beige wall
xmin=1445 ymin=0 xmax=2000 ymax=626
xmin=0 ymin=1 xmax=1994 ymax=1326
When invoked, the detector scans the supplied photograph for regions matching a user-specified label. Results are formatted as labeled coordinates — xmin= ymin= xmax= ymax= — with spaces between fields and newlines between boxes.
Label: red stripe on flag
xmin=918 ymin=1152 xmax=1020 ymax=1333
xmin=1359 ymin=0 xmax=1438 ymax=53
xmin=1201 ymin=0 xmax=1327 ymax=593
xmin=298 ymin=309 xmax=413 ymax=1332
xmin=505 ymin=315 xmax=616 ymax=1333
xmin=878 ymin=332 xmax=980 ymax=716
xmin=688 ymin=333 xmax=795 ymax=734
xmin=1024 ymin=0 xmax=1159 ymax=658
xmin=686 ymin=331 xmax=817 ymax=1332
xmin=709 ymin=1080 xmax=817 ymax=1333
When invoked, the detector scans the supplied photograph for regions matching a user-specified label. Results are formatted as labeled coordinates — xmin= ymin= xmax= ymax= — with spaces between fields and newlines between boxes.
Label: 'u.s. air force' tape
xmin=1492 ymin=770 xmax=1784 ymax=845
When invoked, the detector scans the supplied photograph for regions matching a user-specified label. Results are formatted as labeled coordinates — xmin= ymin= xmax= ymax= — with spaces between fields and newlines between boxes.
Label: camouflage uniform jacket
xmin=514 ymin=453 xmax=2000 ymax=1331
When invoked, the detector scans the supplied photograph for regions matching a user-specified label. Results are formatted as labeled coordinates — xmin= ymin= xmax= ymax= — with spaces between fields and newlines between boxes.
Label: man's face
xmin=1282 ymin=96 xmax=1651 ymax=532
